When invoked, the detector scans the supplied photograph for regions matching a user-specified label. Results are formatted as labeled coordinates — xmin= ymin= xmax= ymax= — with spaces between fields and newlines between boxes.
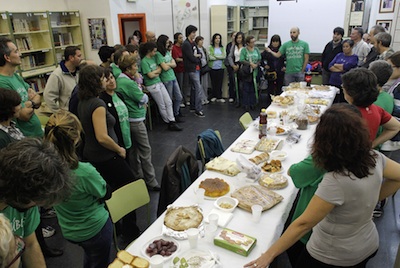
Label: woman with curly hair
xmin=245 ymin=103 xmax=400 ymax=268
xmin=45 ymin=110 xmax=112 ymax=268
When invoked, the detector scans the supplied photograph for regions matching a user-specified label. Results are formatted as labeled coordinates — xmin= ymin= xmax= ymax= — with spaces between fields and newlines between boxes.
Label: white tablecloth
xmin=127 ymin=89 xmax=335 ymax=267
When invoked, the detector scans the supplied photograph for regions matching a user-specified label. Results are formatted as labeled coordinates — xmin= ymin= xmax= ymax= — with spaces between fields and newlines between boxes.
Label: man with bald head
xmin=350 ymin=27 xmax=370 ymax=66
xmin=266 ymin=27 xmax=310 ymax=85
xmin=145 ymin=31 xmax=156 ymax=42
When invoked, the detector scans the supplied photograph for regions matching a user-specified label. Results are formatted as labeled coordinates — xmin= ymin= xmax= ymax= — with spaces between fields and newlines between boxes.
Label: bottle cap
xmin=261 ymin=108 xmax=266 ymax=112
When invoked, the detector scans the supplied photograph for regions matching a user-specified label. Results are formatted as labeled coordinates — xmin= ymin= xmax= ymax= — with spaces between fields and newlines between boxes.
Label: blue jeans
xmin=188 ymin=71 xmax=203 ymax=112
xmin=74 ymin=217 xmax=113 ymax=268
xmin=284 ymin=72 xmax=305 ymax=86
xmin=164 ymin=79 xmax=183 ymax=116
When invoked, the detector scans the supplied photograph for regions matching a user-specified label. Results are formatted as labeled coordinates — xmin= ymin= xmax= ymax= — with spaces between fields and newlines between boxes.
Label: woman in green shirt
xmin=44 ymin=110 xmax=112 ymax=268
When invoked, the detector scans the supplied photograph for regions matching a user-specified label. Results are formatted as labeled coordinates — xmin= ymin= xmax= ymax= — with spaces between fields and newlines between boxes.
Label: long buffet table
xmin=127 ymin=87 xmax=337 ymax=267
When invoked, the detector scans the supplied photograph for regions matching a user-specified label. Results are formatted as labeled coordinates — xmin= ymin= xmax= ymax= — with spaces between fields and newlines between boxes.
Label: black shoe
xmin=175 ymin=117 xmax=185 ymax=123
xmin=148 ymin=185 xmax=161 ymax=191
xmin=178 ymin=112 xmax=185 ymax=117
xmin=235 ymin=102 xmax=241 ymax=108
xmin=42 ymin=247 xmax=63 ymax=258
xmin=195 ymin=111 xmax=205 ymax=118
xmin=168 ymin=122 xmax=183 ymax=131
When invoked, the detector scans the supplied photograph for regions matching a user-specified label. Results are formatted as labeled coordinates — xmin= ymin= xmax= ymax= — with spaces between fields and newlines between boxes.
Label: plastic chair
xmin=37 ymin=115 xmax=50 ymax=129
xmin=198 ymin=130 xmax=222 ymax=172
xmin=239 ymin=112 xmax=253 ymax=130
xmin=105 ymin=179 xmax=150 ymax=251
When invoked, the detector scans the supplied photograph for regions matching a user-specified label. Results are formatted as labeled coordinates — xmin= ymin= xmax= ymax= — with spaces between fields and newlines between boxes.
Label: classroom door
xmin=118 ymin=13 xmax=147 ymax=45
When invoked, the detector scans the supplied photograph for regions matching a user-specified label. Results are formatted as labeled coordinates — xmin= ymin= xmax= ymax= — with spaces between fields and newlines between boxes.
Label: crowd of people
xmin=0 ymin=20 xmax=400 ymax=268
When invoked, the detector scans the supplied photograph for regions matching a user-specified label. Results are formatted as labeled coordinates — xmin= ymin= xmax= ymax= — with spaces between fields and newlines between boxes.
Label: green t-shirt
xmin=116 ymin=74 xmax=147 ymax=120
xmin=0 ymin=206 xmax=40 ymax=238
xmin=157 ymin=51 xmax=176 ymax=83
xmin=279 ymin=40 xmax=310 ymax=74
xmin=374 ymin=91 xmax=394 ymax=149
xmin=112 ymin=93 xmax=132 ymax=149
xmin=54 ymin=162 xmax=109 ymax=242
xmin=0 ymin=73 xmax=43 ymax=137
xmin=141 ymin=55 xmax=161 ymax=86
xmin=111 ymin=63 xmax=122 ymax=79
xmin=240 ymin=47 xmax=261 ymax=77
xmin=289 ymin=155 xmax=325 ymax=244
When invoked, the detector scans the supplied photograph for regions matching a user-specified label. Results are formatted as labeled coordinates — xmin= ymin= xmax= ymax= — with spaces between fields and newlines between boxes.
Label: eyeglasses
xmin=5 ymin=236 xmax=25 ymax=268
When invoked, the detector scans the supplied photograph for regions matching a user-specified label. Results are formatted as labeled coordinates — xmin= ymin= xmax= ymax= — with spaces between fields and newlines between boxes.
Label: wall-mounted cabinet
xmin=0 ymin=11 xmax=84 ymax=93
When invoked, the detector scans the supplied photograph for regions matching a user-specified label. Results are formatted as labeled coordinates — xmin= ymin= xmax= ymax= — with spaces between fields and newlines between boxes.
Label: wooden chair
xmin=239 ymin=112 xmax=253 ymax=130
xmin=198 ymin=130 xmax=222 ymax=172
xmin=105 ymin=179 xmax=150 ymax=251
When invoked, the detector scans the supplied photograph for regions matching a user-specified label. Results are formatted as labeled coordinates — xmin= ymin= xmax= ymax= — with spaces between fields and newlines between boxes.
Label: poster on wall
xmin=88 ymin=18 xmax=107 ymax=50
xmin=379 ymin=0 xmax=396 ymax=13
xmin=376 ymin=20 xmax=392 ymax=32
xmin=172 ymin=0 xmax=200 ymax=35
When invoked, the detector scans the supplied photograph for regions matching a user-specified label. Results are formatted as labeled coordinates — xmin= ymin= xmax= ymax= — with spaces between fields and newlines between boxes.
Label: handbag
xmin=238 ymin=63 xmax=253 ymax=82
xmin=200 ymin=65 xmax=211 ymax=75
xmin=266 ymin=71 xmax=277 ymax=81
xmin=259 ymin=78 xmax=268 ymax=90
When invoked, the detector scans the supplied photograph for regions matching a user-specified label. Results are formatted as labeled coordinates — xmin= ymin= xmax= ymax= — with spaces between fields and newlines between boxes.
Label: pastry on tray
xmin=164 ymin=206 xmax=203 ymax=232
xmin=259 ymin=173 xmax=288 ymax=189
xmin=230 ymin=139 xmax=258 ymax=154
xmin=255 ymin=137 xmax=282 ymax=153
xmin=231 ymin=185 xmax=283 ymax=212
xmin=199 ymin=178 xmax=230 ymax=197
xmin=249 ymin=152 xmax=269 ymax=165
xmin=108 ymin=250 xmax=149 ymax=268
xmin=261 ymin=160 xmax=282 ymax=173
xmin=205 ymin=157 xmax=241 ymax=176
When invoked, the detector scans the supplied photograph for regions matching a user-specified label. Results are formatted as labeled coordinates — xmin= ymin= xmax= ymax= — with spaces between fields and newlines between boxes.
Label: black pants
xmin=227 ymin=66 xmax=236 ymax=100
xmin=92 ymin=155 xmax=140 ymax=240
xmin=209 ymin=69 xmax=225 ymax=99
xmin=295 ymin=248 xmax=378 ymax=268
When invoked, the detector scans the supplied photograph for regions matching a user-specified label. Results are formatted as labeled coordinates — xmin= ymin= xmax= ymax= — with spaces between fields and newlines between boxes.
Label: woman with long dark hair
xmin=156 ymin=34 xmax=183 ymax=119
xmin=245 ymin=103 xmax=400 ymax=268
xmin=77 ymin=65 xmax=140 ymax=242
xmin=261 ymin=34 xmax=285 ymax=97
xmin=208 ymin=33 xmax=226 ymax=103
xmin=228 ymin=31 xmax=245 ymax=107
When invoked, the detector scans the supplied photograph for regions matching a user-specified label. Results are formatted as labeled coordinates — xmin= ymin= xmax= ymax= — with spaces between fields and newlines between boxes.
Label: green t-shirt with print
xmin=157 ymin=51 xmax=176 ymax=83
xmin=116 ymin=74 xmax=147 ymax=120
xmin=279 ymin=40 xmax=310 ymax=74
xmin=1 ymin=206 xmax=40 ymax=238
xmin=112 ymin=93 xmax=132 ymax=149
xmin=141 ymin=55 xmax=161 ymax=86
xmin=240 ymin=47 xmax=261 ymax=77
xmin=0 ymin=73 xmax=43 ymax=137
xmin=54 ymin=162 xmax=109 ymax=242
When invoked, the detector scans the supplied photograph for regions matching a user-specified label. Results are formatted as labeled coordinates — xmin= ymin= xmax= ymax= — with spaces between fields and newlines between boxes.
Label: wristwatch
xmin=30 ymin=100 xmax=38 ymax=109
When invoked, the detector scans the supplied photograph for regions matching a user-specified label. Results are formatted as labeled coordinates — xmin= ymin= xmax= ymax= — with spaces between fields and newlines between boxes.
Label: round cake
xmin=199 ymin=178 xmax=230 ymax=197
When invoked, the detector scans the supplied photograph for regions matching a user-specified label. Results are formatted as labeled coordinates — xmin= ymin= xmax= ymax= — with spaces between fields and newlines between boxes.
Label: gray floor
xmin=44 ymin=92 xmax=400 ymax=268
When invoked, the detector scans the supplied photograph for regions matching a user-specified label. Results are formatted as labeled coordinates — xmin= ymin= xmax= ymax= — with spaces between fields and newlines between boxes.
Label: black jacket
xmin=321 ymin=40 xmax=343 ymax=71
xmin=182 ymin=39 xmax=201 ymax=72
xmin=157 ymin=146 xmax=199 ymax=216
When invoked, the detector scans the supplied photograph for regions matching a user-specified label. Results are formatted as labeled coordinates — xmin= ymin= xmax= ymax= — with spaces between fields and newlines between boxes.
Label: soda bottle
xmin=259 ymin=108 xmax=267 ymax=139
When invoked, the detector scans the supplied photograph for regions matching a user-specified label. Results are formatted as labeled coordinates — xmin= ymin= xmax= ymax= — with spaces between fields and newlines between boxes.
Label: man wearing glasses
xmin=0 ymin=139 xmax=73 ymax=268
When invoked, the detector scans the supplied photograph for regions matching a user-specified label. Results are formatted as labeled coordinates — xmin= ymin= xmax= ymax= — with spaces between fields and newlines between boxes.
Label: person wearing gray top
xmin=244 ymin=103 xmax=400 ymax=268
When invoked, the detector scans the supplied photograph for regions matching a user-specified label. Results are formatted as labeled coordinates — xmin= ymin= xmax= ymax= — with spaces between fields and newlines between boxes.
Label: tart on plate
xmin=199 ymin=178 xmax=230 ymax=198
xmin=164 ymin=206 xmax=203 ymax=232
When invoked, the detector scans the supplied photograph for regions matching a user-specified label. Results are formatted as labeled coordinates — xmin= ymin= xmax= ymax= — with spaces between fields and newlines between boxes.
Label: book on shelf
xmin=21 ymin=52 xmax=46 ymax=70
xmin=53 ymin=32 xmax=74 ymax=46
xmin=15 ymin=37 xmax=34 ymax=51
xmin=27 ymin=76 xmax=47 ymax=92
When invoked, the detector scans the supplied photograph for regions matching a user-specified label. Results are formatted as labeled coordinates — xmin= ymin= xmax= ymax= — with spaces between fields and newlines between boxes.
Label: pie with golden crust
xmin=259 ymin=173 xmax=288 ymax=189
xmin=164 ymin=206 xmax=203 ymax=231
xmin=199 ymin=178 xmax=230 ymax=197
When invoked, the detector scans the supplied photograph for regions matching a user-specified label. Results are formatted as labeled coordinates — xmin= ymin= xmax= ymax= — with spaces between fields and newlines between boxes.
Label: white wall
xmin=0 ymin=0 xmax=67 ymax=12
xmin=268 ymin=0 xmax=348 ymax=53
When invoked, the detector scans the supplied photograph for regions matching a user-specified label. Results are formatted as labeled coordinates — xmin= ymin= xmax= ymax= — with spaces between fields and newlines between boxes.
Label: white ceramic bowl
xmin=214 ymin=196 xmax=239 ymax=213
xmin=270 ymin=150 xmax=288 ymax=161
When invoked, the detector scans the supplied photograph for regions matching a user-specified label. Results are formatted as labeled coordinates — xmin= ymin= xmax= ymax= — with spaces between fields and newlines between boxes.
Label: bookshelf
xmin=49 ymin=11 xmax=84 ymax=63
xmin=0 ymin=11 xmax=84 ymax=93
xmin=248 ymin=6 xmax=269 ymax=50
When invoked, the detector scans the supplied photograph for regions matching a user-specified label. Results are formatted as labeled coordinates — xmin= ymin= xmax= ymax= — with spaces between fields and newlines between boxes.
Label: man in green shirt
xmin=266 ymin=27 xmax=310 ymax=85
xmin=0 ymin=139 xmax=73 ymax=268
xmin=0 ymin=37 xmax=43 ymax=137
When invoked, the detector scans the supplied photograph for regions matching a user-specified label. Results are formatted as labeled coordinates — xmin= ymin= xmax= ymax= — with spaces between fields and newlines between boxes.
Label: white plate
xmin=268 ymin=125 xmax=290 ymax=136
xmin=194 ymin=180 xmax=234 ymax=200
xmin=171 ymin=249 xmax=220 ymax=268
xmin=141 ymin=235 xmax=180 ymax=261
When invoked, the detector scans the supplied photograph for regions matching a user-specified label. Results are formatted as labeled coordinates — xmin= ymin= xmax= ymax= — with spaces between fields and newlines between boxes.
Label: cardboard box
xmin=213 ymin=228 xmax=256 ymax=256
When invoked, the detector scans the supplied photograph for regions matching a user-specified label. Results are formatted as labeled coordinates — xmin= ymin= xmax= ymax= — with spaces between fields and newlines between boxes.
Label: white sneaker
xmin=229 ymin=98 xmax=234 ymax=103
xmin=180 ymin=103 xmax=185 ymax=108
xmin=202 ymin=100 xmax=210 ymax=105
xmin=211 ymin=98 xmax=217 ymax=102
xmin=217 ymin=98 xmax=226 ymax=103
xmin=186 ymin=101 xmax=190 ymax=106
